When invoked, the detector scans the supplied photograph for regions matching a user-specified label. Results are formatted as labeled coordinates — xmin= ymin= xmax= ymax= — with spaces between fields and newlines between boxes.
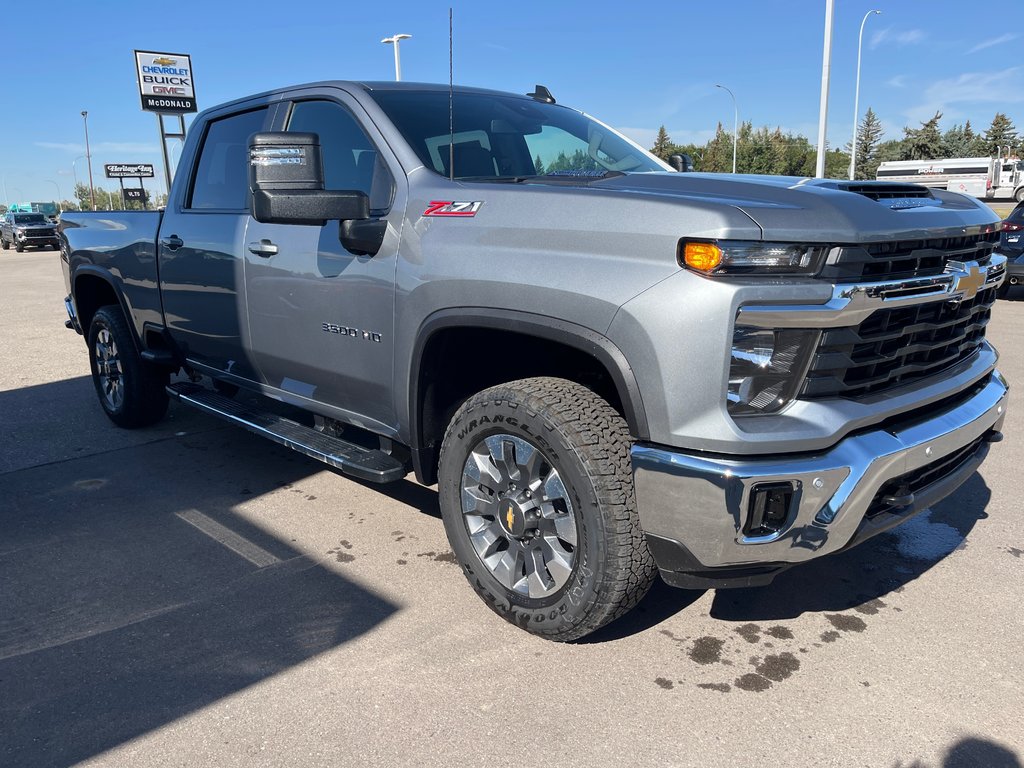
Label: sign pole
xmin=139 ymin=178 xmax=147 ymax=210
xmin=119 ymin=178 xmax=125 ymax=209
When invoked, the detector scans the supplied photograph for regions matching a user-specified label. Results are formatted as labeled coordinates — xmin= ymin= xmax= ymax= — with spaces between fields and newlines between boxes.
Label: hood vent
xmin=838 ymin=183 xmax=936 ymax=204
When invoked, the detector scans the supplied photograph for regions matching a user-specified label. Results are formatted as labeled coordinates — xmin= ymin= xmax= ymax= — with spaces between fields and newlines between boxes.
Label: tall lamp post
xmin=45 ymin=179 xmax=63 ymax=212
xmin=715 ymin=84 xmax=738 ymax=174
xmin=381 ymin=34 xmax=412 ymax=81
xmin=849 ymin=9 xmax=882 ymax=180
xmin=81 ymin=111 xmax=96 ymax=211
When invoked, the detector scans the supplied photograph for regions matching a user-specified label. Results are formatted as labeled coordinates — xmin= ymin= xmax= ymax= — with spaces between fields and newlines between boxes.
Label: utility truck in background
xmin=877 ymin=156 xmax=1024 ymax=201
xmin=58 ymin=80 xmax=1010 ymax=640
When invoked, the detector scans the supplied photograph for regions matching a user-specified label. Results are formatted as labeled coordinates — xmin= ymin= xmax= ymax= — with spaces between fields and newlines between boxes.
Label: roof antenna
xmin=527 ymin=85 xmax=555 ymax=104
xmin=449 ymin=7 xmax=454 ymax=181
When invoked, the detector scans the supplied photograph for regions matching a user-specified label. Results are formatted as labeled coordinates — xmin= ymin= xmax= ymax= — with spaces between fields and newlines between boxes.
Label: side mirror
xmin=669 ymin=153 xmax=694 ymax=172
xmin=248 ymin=132 xmax=369 ymax=225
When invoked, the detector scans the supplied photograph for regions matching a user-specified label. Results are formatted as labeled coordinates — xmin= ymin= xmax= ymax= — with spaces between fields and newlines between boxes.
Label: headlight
xmin=681 ymin=240 xmax=827 ymax=275
xmin=728 ymin=327 xmax=818 ymax=416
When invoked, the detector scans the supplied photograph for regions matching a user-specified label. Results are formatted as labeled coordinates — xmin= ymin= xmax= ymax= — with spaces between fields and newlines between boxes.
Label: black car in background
xmin=1001 ymin=202 xmax=1024 ymax=298
xmin=0 ymin=212 xmax=59 ymax=252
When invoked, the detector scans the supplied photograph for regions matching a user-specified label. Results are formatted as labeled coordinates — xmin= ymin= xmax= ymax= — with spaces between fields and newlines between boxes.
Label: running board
xmin=167 ymin=382 xmax=407 ymax=483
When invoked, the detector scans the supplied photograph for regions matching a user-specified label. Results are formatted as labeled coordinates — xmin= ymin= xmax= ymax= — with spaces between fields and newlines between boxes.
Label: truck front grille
xmin=801 ymin=287 xmax=996 ymax=399
xmin=819 ymin=231 xmax=999 ymax=283
xmin=26 ymin=228 xmax=54 ymax=238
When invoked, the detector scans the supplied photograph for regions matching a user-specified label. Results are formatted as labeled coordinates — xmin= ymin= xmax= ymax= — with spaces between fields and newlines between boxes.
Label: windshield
xmin=13 ymin=214 xmax=46 ymax=224
xmin=370 ymin=90 xmax=666 ymax=180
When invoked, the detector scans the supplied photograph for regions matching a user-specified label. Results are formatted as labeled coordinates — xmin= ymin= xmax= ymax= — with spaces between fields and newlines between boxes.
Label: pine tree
xmin=533 ymin=154 xmax=546 ymax=175
xmin=901 ymin=111 xmax=943 ymax=159
xmin=982 ymin=113 xmax=1018 ymax=155
xmin=651 ymin=125 xmax=672 ymax=160
xmin=852 ymin=107 xmax=884 ymax=179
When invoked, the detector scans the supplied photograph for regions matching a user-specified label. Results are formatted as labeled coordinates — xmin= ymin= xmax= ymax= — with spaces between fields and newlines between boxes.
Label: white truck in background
xmin=876 ymin=156 xmax=1024 ymax=202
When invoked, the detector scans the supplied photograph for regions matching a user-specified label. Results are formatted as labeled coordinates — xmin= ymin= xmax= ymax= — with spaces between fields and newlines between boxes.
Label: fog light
xmin=745 ymin=483 xmax=794 ymax=537
xmin=728 ymin=327 xmax=818 ymax=416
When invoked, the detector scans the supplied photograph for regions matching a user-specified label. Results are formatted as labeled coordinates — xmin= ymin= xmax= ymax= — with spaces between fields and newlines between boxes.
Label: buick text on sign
xmin=134 ymin=50 xmax=197 ymax=113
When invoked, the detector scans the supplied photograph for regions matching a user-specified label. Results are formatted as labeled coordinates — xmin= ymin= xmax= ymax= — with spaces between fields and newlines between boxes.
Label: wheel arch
xmin=408 ymin=309 xmax=648 ymax=485
xmin=72 ymin=267 xmax=140 ymax=350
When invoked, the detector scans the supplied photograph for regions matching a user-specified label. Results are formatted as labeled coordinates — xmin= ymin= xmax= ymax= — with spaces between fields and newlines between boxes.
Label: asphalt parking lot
xmin=1 ymin=244 xmax=1022 ymax=768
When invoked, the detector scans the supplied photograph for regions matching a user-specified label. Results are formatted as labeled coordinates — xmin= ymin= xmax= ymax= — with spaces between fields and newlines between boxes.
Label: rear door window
xmin=188 ymin=107 xmax=270 ymax=210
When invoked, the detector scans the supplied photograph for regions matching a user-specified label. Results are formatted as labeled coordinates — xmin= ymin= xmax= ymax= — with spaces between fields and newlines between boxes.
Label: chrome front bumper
xmin=632 ymin=371 xmax=1008 ymax=582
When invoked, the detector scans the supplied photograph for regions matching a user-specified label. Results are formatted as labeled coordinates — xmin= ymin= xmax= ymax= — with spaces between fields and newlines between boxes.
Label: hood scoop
xmin=834 ymin=182 xmax=939 ymax=209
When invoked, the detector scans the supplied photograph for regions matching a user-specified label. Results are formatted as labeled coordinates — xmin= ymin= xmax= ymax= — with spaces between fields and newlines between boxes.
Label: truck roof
xmin=203 ymin=80 xmax=538 ymax=115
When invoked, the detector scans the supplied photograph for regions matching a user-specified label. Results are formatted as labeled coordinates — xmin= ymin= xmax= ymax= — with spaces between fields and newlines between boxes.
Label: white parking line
xmin=176 ymin=509 xmax=281 ymax=568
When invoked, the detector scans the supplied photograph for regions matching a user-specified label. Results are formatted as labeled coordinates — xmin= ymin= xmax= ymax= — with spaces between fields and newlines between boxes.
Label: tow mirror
xmin=669 ymin=153 xmax=694 ymax=172
xmin=248 ymin=132 xmax=369 ymax=226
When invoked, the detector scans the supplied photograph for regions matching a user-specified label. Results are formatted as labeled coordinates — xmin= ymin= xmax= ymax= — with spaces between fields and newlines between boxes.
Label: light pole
xmin=81 ymin=111 xmax=96 ymax=210
xmin=45 ymin=179 xmax=62 ymax=212
xmin=815 ymin=0 xmax=836 ymax=178
xmin=849 ymin=9 xmax=881 ymax=180
xmin=715 ymin=84 xmax=738 ymax=174
xmin=71 ymin=155 xmax=86 ymax=191
xmin=381 ymin=34 xmax=412 ymax=81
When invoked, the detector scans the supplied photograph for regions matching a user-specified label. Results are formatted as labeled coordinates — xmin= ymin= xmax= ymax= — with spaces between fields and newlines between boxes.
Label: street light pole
xmin=71 ymin=155 xmax=86 ymax=191
xmin=381 ymin=34 xmax=412 ymax=81
xmin=715 ymin=84 xmax=739 ymax=174
xmin=81 ymin=111 xmax=96 ymax=210
xmin=45 ymin=179 xmax=62 ymax=212
xmin=815 ymin=0 xmax=836 ymax=178
xmin=849 ymin=9 xmax=881 ymax=180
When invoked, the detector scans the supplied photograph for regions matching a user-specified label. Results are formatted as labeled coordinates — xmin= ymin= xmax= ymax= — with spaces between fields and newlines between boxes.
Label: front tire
xmin=438 ymin=377 xmax=656 ymax=641
xmin=87 ymin=305 xmax=169 ymax=428
xmin=15 ymin=241 xmax=23 ymax=252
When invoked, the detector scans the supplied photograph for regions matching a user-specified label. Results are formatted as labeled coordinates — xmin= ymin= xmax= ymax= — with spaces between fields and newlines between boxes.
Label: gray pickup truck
xmin=59 ymin=81 xmax=1009 ymax=640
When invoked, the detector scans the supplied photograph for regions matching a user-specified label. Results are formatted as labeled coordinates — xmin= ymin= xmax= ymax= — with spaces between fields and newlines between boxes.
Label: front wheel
xmin=87 ymin=305 xmax=169 ymax=428
xmin=438 ymin=377 xmax=656 ymax=641
xmin=14 ymin=241 xmax=24 ymax=252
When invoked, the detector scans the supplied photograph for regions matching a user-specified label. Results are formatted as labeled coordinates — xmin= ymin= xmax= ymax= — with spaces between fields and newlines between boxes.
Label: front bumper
xmin=632 ymin=371 xmax=1008 ymax=589
xmin=15 ymin=233 xmax=59 ymax=247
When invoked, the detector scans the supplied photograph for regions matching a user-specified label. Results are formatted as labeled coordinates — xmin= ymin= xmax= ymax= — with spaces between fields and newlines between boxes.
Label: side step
xmin=167 ymin=382 xmax=407 ymax=483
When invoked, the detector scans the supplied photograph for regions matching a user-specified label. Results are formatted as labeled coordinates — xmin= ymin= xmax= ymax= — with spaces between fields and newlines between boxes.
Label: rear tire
xmin=87 ymin=305 xmax=169 ymax=428
xmin=438 ymin=377 xmax=656 ymax=641
xmin=1 ymin=237 xmax=8 ymax=250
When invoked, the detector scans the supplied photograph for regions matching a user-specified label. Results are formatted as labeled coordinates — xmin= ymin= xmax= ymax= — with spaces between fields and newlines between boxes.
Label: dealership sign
xmin=134 ymin=50 xmax=197 ymax=113
xmin=104 ymin=163 xmax=155 ymax=178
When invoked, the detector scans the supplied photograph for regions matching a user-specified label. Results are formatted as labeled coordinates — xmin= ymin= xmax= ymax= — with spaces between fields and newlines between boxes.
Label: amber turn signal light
xmin=683 ymin=242 xmax=722 ymax=272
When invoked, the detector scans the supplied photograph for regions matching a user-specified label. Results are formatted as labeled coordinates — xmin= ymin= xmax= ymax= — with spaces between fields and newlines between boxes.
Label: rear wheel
xmin=438 ymin=377 xmax=656 ymax=641
xmin=87 ymin=305 xmax=169 ymax=428
xmin=1 ymin=237 xmax=8 ymax=250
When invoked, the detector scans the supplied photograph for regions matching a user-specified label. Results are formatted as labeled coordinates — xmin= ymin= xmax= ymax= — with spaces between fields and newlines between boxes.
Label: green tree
xmin=533 ymin=154 xmax=546 ymax=175
xmin=901 ymin=111 xmax=944 ymax=159
xmin=941 ymin=122 xmax=978 ymax=158
xmin=981 ymin=112 xmax=1018 ymax=155
xmin=651 ymin=125 xmax=672 ymax=160
xmin=851 ymin=107 xmax=884 ymax=179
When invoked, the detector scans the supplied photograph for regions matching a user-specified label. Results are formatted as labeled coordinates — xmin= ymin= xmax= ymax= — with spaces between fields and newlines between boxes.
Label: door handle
xmin=247 ymin=239 xmax=279 ymax=257
xmin=161 ymin=235 xmax=184 ymax=251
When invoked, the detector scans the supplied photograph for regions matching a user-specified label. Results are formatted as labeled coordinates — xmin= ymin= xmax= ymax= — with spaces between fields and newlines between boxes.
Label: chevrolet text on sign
xmin=134 ymin=50 xmax=197 ymax=113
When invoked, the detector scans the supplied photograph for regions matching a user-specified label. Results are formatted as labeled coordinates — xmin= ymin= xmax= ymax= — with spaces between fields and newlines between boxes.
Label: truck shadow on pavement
xmin=0 ymin=392 xmax=398 ymax=768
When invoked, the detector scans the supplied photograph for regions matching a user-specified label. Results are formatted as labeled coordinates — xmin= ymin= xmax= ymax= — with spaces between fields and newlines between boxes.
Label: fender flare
xmin=408 ymin=308 xmax=649 ymax=481
xmin=71 ymin=265 xmax=142 ymax=351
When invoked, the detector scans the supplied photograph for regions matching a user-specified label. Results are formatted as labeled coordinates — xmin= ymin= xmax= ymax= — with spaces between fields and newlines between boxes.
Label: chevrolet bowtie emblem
xmin=505 ymin=503 xmax=515 ymax=530
xmin=951 ymin=265 xmax=985 ymax=302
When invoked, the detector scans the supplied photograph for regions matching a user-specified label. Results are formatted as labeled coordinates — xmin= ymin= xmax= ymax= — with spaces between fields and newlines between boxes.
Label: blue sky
xmin=2 ymin=0 xmax=1020 ymax=203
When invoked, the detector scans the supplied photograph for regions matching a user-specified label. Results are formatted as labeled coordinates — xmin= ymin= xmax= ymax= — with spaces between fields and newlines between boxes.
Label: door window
xmin=188 ymin=107 xmax=269 ymax=210
xmin=286 ymin=100 xmax=394 ymax=212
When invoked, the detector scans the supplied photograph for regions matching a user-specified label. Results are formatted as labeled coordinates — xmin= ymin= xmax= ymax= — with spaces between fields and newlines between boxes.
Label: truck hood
xmin=585 ymin=171 xmax=999 ymax=242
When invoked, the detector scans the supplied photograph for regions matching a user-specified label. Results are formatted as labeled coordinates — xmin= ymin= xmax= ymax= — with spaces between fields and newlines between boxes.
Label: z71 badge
xmin=422 ymin=201 xmax=483 ymax=217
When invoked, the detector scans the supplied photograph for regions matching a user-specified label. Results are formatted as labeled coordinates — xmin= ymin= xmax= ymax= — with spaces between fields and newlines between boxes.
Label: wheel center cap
xmin=499 ymin=497 xmax=528 ymax=538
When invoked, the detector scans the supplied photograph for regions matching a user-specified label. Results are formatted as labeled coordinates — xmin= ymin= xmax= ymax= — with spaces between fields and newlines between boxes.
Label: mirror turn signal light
xmin=683 ymin=241 xmax=722 ymax=271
